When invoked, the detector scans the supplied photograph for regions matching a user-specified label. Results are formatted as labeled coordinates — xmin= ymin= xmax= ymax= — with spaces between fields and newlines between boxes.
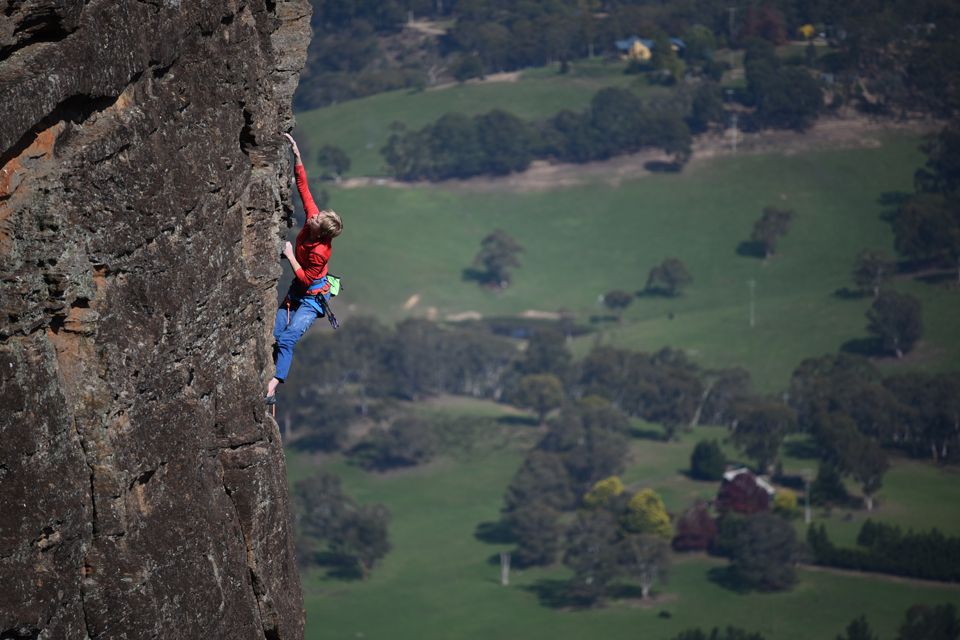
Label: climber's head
xmin=307 ymin=209 xmax=342 ymax=239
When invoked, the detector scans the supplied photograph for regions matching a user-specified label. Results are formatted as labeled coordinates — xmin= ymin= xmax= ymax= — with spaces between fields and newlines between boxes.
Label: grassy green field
xmin=292 ymin=133 xmax=959 ymax=394
xmin=285 ymin=400 xmax=960 ymax=640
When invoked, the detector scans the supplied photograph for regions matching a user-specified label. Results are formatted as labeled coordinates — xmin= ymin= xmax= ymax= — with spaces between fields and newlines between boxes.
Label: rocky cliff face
xmin=0 ymin=1 xmax=311 ymax=638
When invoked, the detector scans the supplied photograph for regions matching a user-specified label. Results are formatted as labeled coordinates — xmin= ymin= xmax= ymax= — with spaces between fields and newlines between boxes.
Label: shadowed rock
xmin=0 ymin=1 xmax=311 ymax=638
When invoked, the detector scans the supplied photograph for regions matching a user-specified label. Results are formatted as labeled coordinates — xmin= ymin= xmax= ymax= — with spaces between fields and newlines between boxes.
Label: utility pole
xmin=731 ymin=112 xmax=738 ymax=153
xmin=748 ymin=279 xmax=755 ymax=327
xmin=727 ymin=7 xmax=737 ymax=68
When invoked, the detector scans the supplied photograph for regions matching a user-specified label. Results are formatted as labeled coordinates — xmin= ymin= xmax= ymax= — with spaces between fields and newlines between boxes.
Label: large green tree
xmin=621 ymin=488 xmax=673 ymax=539
xmin=515 ymin=374 xmax=566 ymax=424
xmin=732 ymin=401 xmax=798 ymax=476
xmin=617 ymin=534 xmax=671 ymax=599
xmin=750 ymin=206 xmax=797 ymax=259
xmin=507 ymin=501 xmax=563 ymax=567
xmin=853 ymin=248 xmax=897 ymax=298
xmin=866 ymin=291 xmax=924 ymax=358
xmin=473 ymin=228 xmax=525 ymax=288
xmin=733 ymin=512 xmax=808 ymax=591
xmin=645 ymin=257 xmax=693 ymax=296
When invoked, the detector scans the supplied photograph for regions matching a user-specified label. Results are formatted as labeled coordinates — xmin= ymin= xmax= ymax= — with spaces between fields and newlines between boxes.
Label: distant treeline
xmin=380 ymin=86 xmax=702 ymax=181
xmin=295 ymin=0 xmax=959 ymax=119
xmin=808 ymin=520 xmax=960 ymax=582
xmin=285 ymin=318 xmax=960 ymax=467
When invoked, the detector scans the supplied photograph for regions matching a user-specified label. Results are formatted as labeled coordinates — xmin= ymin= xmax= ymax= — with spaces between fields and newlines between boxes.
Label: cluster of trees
xmin=672 ymin=603 xmax=960 ymax=640
xmin=788 ymin=353 xmax=960 ymax=469
xmin=293 ymin=470 xmax=392 ymax=579
xmin=891 ymin=121 xmax=960 ymax=283
xmin=293 ymin=0 xmax=960 ymax=123
xmin=501 ymin=432 xmax=675 ymax=604
xmin=676 ymin=474 xmax=809 ymax=591
xmin=808 ymin=520 xmax=960 ymax=582
xmin=741 ymin=38 xmax=823 ymax=131
xmin=380 ymin=87 xmax=693 ymax=181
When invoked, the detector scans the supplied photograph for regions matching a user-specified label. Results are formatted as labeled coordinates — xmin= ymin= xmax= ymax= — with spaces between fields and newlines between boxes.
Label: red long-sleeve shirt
xmin=292 ymin=164 xmax=332 ymax=290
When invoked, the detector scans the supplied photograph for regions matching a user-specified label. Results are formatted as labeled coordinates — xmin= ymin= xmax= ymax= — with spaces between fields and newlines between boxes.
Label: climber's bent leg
xmin=273 ymin=302 xmax=320 ymax=384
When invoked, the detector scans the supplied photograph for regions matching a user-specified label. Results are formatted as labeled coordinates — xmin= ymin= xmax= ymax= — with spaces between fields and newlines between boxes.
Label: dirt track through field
xmin=340 ymin=115 xmax=943 ymax=195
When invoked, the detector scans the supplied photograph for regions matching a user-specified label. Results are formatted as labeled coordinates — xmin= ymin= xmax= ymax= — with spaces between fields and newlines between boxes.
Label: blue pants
xmin=273 ymin=298 xmax=321 ymax=382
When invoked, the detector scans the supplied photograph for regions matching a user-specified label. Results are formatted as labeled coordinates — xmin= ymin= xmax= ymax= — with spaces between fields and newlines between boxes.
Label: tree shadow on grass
xmin=606 ymin=583 xmax=645 ymax=600
xmin=497 ymin=415 xmax=540 ymax=427
xmin=736 ymin=241 xmax=767 ymax=259
xmin=629 ymin=425 xmax=668 ymax=441
xmin=474 ymin=520 xmax=517 ymax=544
xmin=832 ymin=287 xmax=869 ymax=299
xmin=461 ymin=267 xmax=497 ymax=286
xmin=918 ymin=271 xmax=958 ymax=286
xmin=523 ymin=579 xmax=595 ymax=609
xmin=706 ymin=566 xmax=753 ymax=594
xmin=840 ymin=336 xmax=884 ymax=357
xmin=783 ymin=437 xmax=819 ymax=460
xmin=644 ymin=160 xmax=682 ymax=173
xmin=313 ymin=551 xmax=363 ymax=581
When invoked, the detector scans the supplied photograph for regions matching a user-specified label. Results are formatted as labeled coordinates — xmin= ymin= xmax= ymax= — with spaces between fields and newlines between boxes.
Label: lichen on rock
xmin=0 ymin=1 xmax=312 ymax=638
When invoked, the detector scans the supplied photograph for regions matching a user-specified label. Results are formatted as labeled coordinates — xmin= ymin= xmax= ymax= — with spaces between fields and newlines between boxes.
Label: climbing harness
xmin=282 ymin=274 xmax=342 ymax=328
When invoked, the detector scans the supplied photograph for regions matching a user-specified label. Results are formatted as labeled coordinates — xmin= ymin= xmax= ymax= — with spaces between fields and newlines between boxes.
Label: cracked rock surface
xmin=0 ymin=1 xmax=311 ymax=638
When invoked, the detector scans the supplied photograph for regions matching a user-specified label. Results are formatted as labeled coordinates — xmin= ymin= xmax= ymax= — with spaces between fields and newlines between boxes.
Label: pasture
xmin=285 ymin=401 xmax=960 ymax=640
xmin=293 ymin=133 xmax=958 ymax=394
xmin=285 ymin=63 xmax=960 ymax=640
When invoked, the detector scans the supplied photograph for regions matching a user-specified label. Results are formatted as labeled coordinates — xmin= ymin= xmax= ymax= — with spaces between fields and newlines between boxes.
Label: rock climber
xmin=265 ymin=133 xmax=343 ymax=406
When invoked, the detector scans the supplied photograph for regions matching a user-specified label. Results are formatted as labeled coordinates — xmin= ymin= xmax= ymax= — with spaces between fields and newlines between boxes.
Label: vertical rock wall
xmin=0 ymin=1 xmax=311 ymax=638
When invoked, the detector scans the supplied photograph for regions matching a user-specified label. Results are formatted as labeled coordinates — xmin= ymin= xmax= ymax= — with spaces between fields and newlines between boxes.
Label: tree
xmin=716 ymin=472 xmax=770 ymax=515
xmin=842 ymin=434 xmax=890 ymax=511
xmin=689 ymin=82 xmax=725 ymax=133
xmin=772 ymin=491 xmax=800 ymax=519
xmin=866 ymin=291 xmax=923 ymax=358
xmin=515 ymin=374 xmax=566 ymax=424
xmin=292 ymin=391 xmax=355 ymax=452
xmin=617 ymin=534 xmax=671 ymax=599
xmin=733 ymin=512 xmax=808 ymax=590
xmin=731 ymin=401 xmax=797 ymax=476
xmin=341 ymin=503 xmax=393 ymax=580
xmin=897 ymin=604 xmax=960 ymax=640
xmin=581 ymin=476 xmax=625 ymax=510
xmin=690 ymin=439 xmax=726 ymax=481
xmin=837 ymin=616 xmax=879 ymax=640
xmin=810 ymin=461 xmax=849 ymax=506
xmin=750 ymin=206 xmax=797 ymax=259
xmin=892 ymin=193 xmax=960 ymax=283
xmin=504 ymin=450 xmax=576 ymax=512
xmin=318 ymin=144 xmax=351 ymax=181
xmin=853 ymin=248 xmax=897 ymax=298
xmin=507 ymin=501 xmax=563 ymax=567
xmin=517 ymin=328 xmax=572 ymax=380
xmin=622 ymin=488 xmax=673 ymax=539
xmin=475 ymin=109 xmax=534 ymax=175
xmin=602 ymin=289 xmax=634 ymax=320
xmin=564 ymin=509 xmax=621 ymax=604
xmin=672 ymin=500 xmax=719 ymax=551
xmin=645 ymin=257 xmax=693 ymax=296
xmin=352 ymin=416 xmax=436 ymax=470
xmin=683 ymin=25 xmax=716 ymax=63
xmin=473 ymin=228 xmax=525 ymax=288
xmin=293 ymin=470 xmax=392 ymax=579
xmin=454 ymin=54 xmax=484 ymax=82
